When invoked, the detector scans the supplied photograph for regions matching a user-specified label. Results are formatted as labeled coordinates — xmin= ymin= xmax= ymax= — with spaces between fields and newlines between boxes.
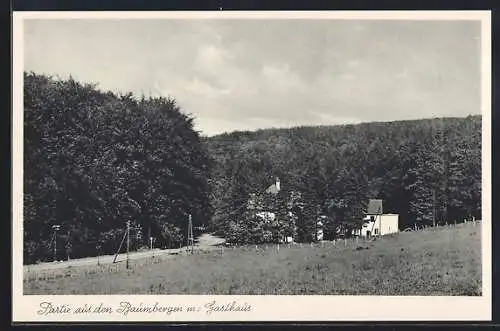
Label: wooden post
xmin=113 ymin=225 xmax=128 ymax=263
xmin=66 ymin=230 xmax=71 ymax=261
xmin=126 ymin=220 xmax=130 ymax=269
xmin=53 ymin=231 xmax=57 ymax=262
xmin=432 ymin=189 xmax=436 ymax=227
xmin=52 ymin=225 xmax=60 ymax=262
xmin=150 ymin=237 xmax=154 ymax=257
xmin=187 ymin=214 xmax=194 ymax=254
xmin=97 ymin=246 xmax=100 ymax=266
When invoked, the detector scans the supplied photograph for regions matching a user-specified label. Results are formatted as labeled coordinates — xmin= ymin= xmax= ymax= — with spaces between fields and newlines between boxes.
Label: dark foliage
xmin=23 ymin=72 xmax=482 ymax=255
xmin=206 ymin=116 xmax=481 ymax=242
xmin=24 ymin=73 xmax=212 ymax=264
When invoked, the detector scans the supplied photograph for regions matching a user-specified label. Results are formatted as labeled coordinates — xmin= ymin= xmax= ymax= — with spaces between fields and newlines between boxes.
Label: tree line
xmin=24 ymin=72 xmax=211 ymax=264
xmin=206 ymin=115 xmax=481 ymax=242
xmin=23 ymin=72 xmax=482 ymax=262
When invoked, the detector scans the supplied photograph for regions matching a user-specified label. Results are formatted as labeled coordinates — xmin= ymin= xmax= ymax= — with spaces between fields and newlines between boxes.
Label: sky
xmin=23 ymin=18 xmax=481 ymax=136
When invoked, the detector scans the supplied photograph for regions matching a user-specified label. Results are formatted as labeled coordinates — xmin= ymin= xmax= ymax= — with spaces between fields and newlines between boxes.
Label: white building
xmin=264 ymin=177 xmax=281 ymax=195
xmin=255 ymin=211 xmax=276 ymax=222
xmin=316 ymin=216 xmax=325 ymax=241
xmin=354 ymin=214 xmax=399 ymax=237
xmin=353 ymin=199 xmax=399 ymax=237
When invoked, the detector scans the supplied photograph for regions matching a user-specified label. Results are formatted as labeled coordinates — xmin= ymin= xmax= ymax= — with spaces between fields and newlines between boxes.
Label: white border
xmin=12 ymin=10 xmax=492 ymax=322
xmin=12 ymin=10 xmax=491 ymax=20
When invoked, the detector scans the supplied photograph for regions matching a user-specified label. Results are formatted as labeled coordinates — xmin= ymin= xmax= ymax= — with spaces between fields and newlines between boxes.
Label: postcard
xmin=12 ymin=10 xmax=492 ymax=322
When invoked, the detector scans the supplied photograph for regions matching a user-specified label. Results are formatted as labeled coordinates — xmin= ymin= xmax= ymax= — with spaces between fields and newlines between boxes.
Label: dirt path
xmin=196 ymin=232 xmax=225 ymax=247
xmin=23 ymin=233 xmax=225 ymax=272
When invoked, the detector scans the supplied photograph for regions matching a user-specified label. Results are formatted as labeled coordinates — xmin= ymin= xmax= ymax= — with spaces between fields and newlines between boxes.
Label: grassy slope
xmin=24 ymin=222 xmax=481 ymax=295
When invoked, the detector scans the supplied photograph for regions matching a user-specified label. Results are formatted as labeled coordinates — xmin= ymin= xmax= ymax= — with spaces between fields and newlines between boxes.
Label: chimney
xmin=275 ymin=177 xmax=280 ymax=191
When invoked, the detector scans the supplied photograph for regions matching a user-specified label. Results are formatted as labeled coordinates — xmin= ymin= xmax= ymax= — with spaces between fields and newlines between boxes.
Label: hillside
xmin=23 ymin=72 xmax=482 ymax=262
xmin=24 ymin=222 xmax=481 ymax=295
xmin=206 ymin=116 xmax=481 ymax=238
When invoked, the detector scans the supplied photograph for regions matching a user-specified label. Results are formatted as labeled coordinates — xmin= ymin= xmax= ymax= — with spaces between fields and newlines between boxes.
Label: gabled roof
xmin=366 ymin=199 xmax=383 ymax=215
xmin=265 ymin=183 xmax=280 ymax=195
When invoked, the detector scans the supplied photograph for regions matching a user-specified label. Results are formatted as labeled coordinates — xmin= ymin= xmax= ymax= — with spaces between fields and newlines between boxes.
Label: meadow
xmin=23 ymin=222 xmax=482 ymax=296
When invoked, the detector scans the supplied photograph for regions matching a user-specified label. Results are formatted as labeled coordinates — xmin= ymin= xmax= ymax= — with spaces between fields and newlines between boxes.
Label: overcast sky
xmin=24 ymin=19 xmax=481 ymax=136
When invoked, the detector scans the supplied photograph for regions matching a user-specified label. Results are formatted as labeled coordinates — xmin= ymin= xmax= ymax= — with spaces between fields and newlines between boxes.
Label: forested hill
xmin=24 ymin=73 xmax=212 ymax=263
xmin=206 ymin=116 xmax=481 ymax=234
xmin=23 ymin=72 xmax=481 ymax=262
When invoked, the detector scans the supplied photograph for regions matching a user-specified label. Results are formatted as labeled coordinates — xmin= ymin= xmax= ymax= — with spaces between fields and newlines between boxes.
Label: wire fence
xmin=24 ymin=219 xmax=480 ymax=283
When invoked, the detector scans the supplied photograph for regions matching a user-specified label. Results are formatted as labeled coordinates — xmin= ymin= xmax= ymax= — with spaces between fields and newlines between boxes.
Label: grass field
xmin=23 ymin=222 xmax=482 ymax=295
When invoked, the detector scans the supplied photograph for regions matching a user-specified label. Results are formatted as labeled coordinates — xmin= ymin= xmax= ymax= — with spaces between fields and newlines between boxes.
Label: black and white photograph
xmin=12 ymin=11 xmax=491 ymax=322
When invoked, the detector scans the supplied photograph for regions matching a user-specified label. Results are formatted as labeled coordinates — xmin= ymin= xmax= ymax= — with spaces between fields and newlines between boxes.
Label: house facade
xmin=316 ymin=216 xmax=325 ymax=241
xmin=246 ymin=177 xmax=303 ymax=243
xmin=354 ymin=214 xmax=399 ymax=237
xmin=246 ymin=178 xmax=340 ymax=243
xmin=353 ymin=199 xmax=399 ymax=237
